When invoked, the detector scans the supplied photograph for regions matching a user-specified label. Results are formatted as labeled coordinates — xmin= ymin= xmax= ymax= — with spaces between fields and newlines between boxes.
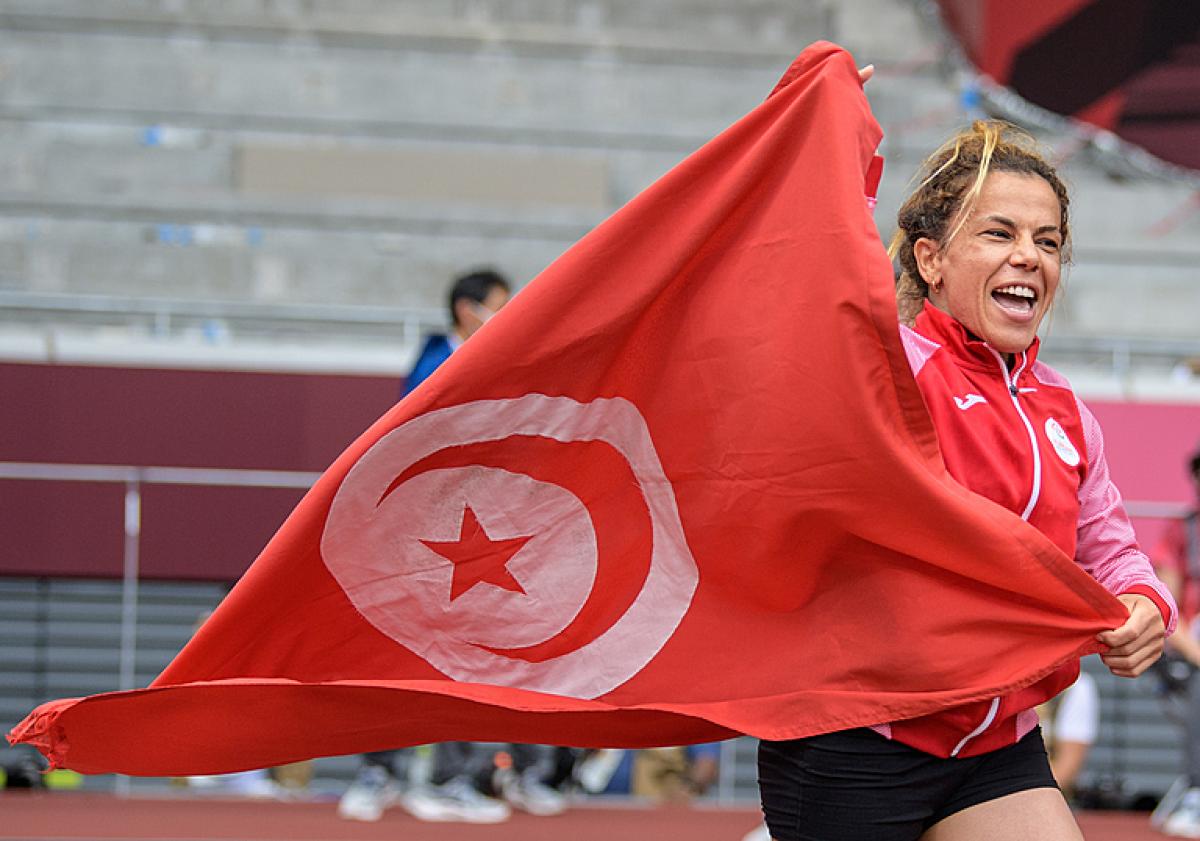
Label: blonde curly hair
xmin=889 ymin=120 xmax=1071 ymax=325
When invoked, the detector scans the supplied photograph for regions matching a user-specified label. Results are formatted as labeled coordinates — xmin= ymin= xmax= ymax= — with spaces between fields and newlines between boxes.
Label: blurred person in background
xmin=403 ymin=268 xmax=511 ymax=395
xmin=1150 ymin=445 xmax=1200 ymax=837
xmin=1037 ymin=671 xmax=1099 ymax=803
xmin=631 ymin=744 xmax=721 ymax=803
xmin=339 ymin=268 xmax=564 ymax=823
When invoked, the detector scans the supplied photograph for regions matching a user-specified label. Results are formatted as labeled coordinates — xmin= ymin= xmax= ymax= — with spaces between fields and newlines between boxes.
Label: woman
xmin=757 ymin=121 xmax=1176 ymax=841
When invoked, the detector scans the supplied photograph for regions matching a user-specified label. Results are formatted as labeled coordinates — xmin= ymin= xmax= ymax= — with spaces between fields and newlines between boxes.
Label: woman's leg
xmin=921 ymin=788 xmax=1083 ymax=841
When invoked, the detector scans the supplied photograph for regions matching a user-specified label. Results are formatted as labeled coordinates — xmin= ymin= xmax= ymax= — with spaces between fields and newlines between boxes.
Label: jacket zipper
xmin=951 ymin=349 xmax=1041 ymax=758
xmin=994 ymin=349 xmax=1042 ymax=521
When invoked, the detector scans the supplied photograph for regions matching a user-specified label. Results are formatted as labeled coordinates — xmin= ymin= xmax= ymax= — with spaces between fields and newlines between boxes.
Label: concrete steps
xmin=0 ymin=0 xmax=1193 ymax=367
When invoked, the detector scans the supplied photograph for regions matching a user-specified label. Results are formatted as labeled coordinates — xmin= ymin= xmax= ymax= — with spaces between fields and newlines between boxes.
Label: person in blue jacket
xmin=403 ymin=269 xmax=511 ymax=396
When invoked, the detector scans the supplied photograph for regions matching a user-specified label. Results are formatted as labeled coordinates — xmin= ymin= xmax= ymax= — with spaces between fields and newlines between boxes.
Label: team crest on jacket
xmin=320 ymin=394 xmax=699 ymax=699
xmin=1044 ymin=417 xmax=1081 ymax=467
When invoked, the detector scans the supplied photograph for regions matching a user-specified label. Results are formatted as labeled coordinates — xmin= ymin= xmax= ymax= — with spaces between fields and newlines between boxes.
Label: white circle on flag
xmin=371 ymin=465 xmax=597 ymax=649
xmin=1044 ymin=417 xmax=1081 ymax=467
xmin=320 ymin=394 xmax=699 ymax=700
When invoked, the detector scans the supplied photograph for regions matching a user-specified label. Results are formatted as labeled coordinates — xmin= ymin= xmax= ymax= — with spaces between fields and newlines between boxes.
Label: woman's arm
xmin=1074 ymin=398 xmax=1176 ymax=675
xmin=1073 ymin=398 xmax=1177 ymax=631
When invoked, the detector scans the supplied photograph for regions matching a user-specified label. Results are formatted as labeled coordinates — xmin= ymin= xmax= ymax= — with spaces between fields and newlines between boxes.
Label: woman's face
xmin=916 ymin=171 xmax=1063 ymax=355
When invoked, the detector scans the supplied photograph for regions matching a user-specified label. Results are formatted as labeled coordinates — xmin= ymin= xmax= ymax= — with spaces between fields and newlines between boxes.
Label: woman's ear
xmin=912 ymin=237 xmax=941 ymax=292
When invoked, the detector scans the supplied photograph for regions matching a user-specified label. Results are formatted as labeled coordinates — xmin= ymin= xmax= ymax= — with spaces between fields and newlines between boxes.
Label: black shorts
xmin=758 ymin=726 xmax=1058 ymax=841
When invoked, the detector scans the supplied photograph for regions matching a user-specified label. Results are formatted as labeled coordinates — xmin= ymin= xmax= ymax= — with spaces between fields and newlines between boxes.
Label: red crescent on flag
xmin=322 ymin=394 xmax=697 ymax=699
xmin=378 ymin=434 xmax=654 ymax=664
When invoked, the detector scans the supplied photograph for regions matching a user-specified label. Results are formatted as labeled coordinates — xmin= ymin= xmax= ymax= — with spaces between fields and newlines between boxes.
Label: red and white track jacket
xmin=875 ymin=302 xmax=1178 ymax=759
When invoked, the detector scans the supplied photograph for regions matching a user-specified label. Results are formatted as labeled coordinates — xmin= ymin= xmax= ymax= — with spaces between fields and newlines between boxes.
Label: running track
xmin=0 ymin=792 xmax=1169 ymax=841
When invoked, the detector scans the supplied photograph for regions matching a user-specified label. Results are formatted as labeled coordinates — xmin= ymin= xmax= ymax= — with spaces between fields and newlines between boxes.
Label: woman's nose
xmin=1009 ymin=234 xmax=1039 ymax=268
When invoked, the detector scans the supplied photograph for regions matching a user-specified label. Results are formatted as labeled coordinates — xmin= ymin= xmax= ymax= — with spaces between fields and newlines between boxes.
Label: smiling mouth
xmin=991 ymin=285 xmax=1037 ymax=316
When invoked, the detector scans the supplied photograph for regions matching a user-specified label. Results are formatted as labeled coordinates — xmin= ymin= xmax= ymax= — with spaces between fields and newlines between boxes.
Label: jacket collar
xmin=912 ymin=300 xmax=1041 ymax=373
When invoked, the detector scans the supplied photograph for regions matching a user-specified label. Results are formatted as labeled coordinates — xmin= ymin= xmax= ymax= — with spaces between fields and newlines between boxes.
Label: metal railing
xmin=0 ymin=290 xmax=447 ymax=350
xmin=4 ymin=290 xmax=1200 ymax=381
xmin=0 ymin=461 xmax=320 ymax=693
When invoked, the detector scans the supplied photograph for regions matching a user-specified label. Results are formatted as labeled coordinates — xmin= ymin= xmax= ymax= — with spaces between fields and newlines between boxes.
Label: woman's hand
xmin=1096 ymin=594 xmax=1166 ymax=677
xmin=858 ymin=65 xmax=874 ymax=85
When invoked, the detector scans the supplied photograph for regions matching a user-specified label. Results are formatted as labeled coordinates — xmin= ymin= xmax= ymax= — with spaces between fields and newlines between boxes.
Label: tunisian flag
xmin=11 ymin=43 xmax=1126 ymax=776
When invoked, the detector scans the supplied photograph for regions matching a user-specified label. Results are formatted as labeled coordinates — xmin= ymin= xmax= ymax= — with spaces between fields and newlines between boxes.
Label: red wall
xmin=2 ymin=362 xmax=400 ymax=581
xmin=1088 ymin=399 xmax=1200 ymax=554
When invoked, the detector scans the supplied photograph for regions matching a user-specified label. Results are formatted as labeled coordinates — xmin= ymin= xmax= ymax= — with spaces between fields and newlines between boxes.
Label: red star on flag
xmin=421 ymin=505 xmax=532 ymax=602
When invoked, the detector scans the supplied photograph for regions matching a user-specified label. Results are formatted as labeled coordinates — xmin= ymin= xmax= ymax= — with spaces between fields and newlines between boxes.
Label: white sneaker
xmin=497 ymin=767 xmax=567 ymax=816
xmin=400 ymin=778 xmax=511 ymax=823
xmin=742 ymin=824 xmax=771 ymax=841
xmin=338 ymin=766 xmax=398 ymax=822
xmin=189 ymin=770 xmax=281 ymax=799
xmin=575 ymin=749 xmax=625 ymax=794
xmin=229 ymin=772 xmax=283 ymax=800
xmin=1164 ymin=787 xmax=1200 ymax=838
xmin=1154 ymin=777 xmax=1191 ymax=829
xmin=186 ymin=774 xmax=221 ymax=789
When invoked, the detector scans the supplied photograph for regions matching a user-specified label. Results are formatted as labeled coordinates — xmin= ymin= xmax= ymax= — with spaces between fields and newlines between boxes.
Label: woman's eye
xmin=984 ymin=229 xmax=1011 ymax=239
xmin=1038 ymin=239 xmax=1061 ymax=251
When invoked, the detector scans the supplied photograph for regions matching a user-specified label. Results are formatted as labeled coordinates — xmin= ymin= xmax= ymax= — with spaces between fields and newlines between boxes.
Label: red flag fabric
xmin=10 ymin=42 xmax=1127 ymax=776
